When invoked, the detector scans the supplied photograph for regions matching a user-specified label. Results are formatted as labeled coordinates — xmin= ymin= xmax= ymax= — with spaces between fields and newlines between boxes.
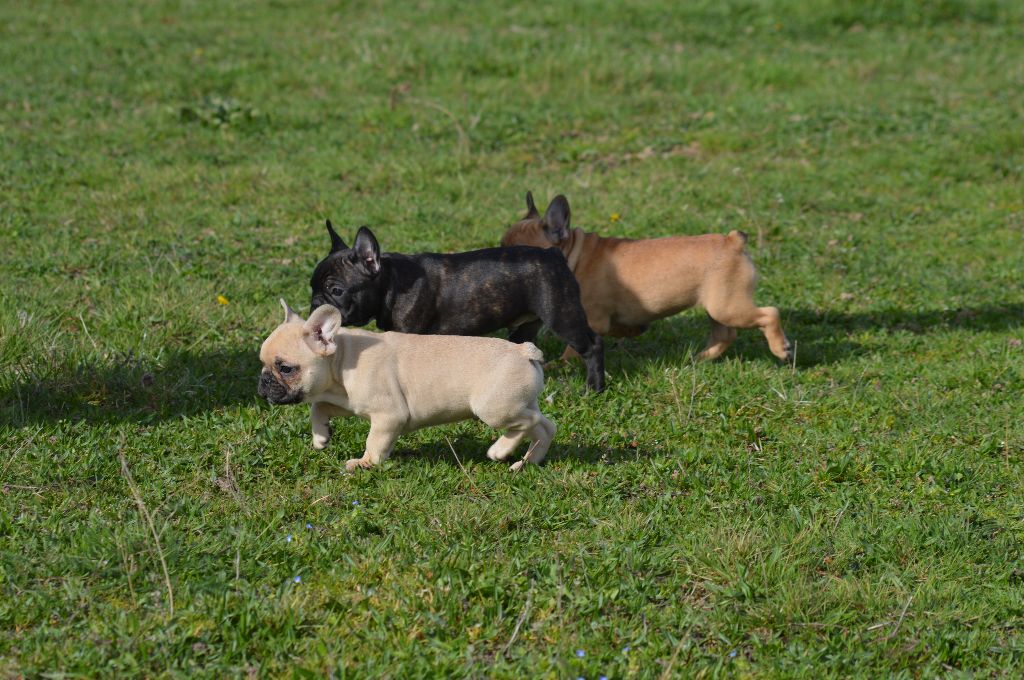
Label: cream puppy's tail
xmin=518 ymin=342 xmax=544 ymax=363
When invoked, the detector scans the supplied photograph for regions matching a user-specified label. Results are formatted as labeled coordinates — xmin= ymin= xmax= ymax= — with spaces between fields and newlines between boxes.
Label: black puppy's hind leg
xmin=508 ymin=319 xmax=543 ymax=344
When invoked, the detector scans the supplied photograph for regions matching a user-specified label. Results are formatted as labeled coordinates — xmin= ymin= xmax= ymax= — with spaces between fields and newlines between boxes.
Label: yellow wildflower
xmin=217 ymin=295 xmax=229 ymax=305
xmin=610 ymin=213 xmax=621 ymax=222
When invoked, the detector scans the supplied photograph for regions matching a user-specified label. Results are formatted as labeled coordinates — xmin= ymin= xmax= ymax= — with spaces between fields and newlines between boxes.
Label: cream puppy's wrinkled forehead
xmin=259 ymin=299 xmax=313 ymax=367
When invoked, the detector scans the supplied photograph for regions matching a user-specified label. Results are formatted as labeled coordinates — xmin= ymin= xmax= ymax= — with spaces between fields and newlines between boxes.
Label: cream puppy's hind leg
xmin=509 ymin=413 xmax=556 ymax=473
xmin=487 ymin=430 xmax=528 ymax=461
xmin=346 ymin=418 xmax=401 ymax=472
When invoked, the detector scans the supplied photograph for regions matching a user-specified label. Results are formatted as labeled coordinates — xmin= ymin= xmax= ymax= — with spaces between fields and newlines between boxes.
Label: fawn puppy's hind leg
xmin=703 ymin=251 xmax=792 ymax=362
xmin=755 ymin=305 xmax=792 ymax=361
xmin=699 ymin=316 xmax=737 ymax=360
xmin=705 ymin=300 xmax=791 ymax=362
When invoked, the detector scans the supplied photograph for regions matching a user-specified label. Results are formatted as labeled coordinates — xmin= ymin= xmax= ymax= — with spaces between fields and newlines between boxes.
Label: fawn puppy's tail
xmin=726 ymin=229 xmax=749 ymax=249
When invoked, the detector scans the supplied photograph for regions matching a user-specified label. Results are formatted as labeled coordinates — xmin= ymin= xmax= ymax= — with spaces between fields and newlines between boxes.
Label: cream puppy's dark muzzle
xmin=258 ymin=369 xmax=304 ymax=405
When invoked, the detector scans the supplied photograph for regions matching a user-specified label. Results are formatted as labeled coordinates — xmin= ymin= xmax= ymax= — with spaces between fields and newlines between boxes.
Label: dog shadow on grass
xmin=5 ymin=302 xmax=1019 ymax=427
xmin=391 ymin=434 xmax=646 ymax=469
xmin=0 ymin=347 xmax=259 ymax=426
xmin=595 ymin=302 xmax=1024 ymax=370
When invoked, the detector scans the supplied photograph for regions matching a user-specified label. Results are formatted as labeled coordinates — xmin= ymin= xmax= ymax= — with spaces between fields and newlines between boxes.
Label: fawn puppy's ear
xmin=525 ymin=190 xmax=540 ymax=219
xmin=352 ymin=226 xmax=381 ymax=276
xmin=543 ymin=195 xmax=571 ymax=243
xmin=326 ymin=219 xmax=348 ymax=253
xmin=280 ymin=298 xmax=302 ymax=324
xmin=303 ymin=305 xmax=342 ymax=356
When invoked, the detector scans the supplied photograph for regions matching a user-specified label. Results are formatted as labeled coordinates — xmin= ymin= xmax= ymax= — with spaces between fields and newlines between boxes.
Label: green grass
xmin=2 ymin=0 xmax=1023 ymax=676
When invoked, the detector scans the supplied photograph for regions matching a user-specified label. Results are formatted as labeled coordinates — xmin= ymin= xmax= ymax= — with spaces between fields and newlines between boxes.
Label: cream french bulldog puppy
xmin=258 ymin=300 xmax=556 ymax=472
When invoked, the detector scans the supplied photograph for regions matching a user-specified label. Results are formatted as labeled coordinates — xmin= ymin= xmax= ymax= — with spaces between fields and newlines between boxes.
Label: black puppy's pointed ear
xmin=543 ymin=195 xmax=571 ymax=243
xmin=353 ymin=226 xmax=381 ymax=276
xmin=326 ymin=219 xmax=348 ymax=253
xmin=525 ymin=191 xmax=540 ymax=219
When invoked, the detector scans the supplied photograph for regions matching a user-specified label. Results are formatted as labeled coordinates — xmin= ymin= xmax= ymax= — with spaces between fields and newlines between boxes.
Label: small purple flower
xmin=285 ymin=534 xmax=292 ymax=543
xmin=576 ymin=649 xmax=585 ymax=658
xmin=305 ymin=523 xmax=313 ymax=529
xmin=622 ymin=645 xmax=630 ymax=653
xmin=600 ymin=676 xmax=608 ymax=680
xmin=729 ymin=649 xmax=738 ymax=658
xmin=352 ymin=500 xmax=359 ymax=506
xmin=293 ymin=576 xmax=301 ymax=583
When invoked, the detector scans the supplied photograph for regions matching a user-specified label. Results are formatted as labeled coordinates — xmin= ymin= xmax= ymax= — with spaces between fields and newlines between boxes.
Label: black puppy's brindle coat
xmin=309 ymin=221 xmax=605 ymax=392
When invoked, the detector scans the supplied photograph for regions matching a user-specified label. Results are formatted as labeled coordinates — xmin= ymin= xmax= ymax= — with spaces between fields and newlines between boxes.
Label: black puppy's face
xmin=309 ymin=221 xmax=383 ymax=326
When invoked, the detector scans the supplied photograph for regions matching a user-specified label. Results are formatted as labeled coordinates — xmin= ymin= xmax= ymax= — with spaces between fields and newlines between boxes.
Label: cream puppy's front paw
xmin=312 ymin=431 xmax=330 ymax=450
xmin=345 ymin=457 xmax=375 ymax=472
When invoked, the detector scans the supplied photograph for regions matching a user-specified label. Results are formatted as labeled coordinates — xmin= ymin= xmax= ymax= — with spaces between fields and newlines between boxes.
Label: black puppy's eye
xmin=329 ymin=286 xmax=344 ymax=297
xmin=278 ymin=364 xmax=296 ymax=376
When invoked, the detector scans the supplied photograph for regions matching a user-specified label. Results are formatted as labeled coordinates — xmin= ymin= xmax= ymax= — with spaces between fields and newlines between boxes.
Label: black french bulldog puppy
xmin=309 ymin=221 xmax=605 ymax=392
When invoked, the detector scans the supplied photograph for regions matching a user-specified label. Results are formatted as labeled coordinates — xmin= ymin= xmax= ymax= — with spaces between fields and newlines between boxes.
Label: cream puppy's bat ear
xmin=303 ymin=304 xmax=342 ymax=356
xmin=280 ymin=298 xmax=302 ymax=324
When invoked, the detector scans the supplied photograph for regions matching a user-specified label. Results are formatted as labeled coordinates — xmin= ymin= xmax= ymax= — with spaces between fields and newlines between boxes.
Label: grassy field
xmin=2 ymin=0 xmax=1023 ymax=676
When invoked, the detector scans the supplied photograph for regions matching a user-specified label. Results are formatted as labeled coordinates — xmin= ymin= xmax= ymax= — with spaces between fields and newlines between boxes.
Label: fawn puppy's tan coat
xmin=501 ymin=193 xmax=792 ymax=362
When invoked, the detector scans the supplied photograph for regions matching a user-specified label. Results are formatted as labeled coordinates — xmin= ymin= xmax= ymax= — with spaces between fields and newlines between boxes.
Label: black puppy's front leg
xmin=508 ymin=319 xmax=542 ymax=344
xmin=547 ymin=319 xmax=605 ymax=393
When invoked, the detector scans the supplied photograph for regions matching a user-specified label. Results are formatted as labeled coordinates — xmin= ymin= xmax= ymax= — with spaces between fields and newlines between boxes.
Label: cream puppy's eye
xmin=278 ymin=364 xmax=296 ymax=376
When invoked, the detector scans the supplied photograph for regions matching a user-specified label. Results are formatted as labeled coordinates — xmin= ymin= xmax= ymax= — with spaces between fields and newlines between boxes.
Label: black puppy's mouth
xmin=257 ymin=372 xmax=304 ymax=405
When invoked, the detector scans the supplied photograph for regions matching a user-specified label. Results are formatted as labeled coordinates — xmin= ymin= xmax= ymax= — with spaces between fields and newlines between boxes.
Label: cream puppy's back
xmin=334 ymin=329 xmax=544 ymax=428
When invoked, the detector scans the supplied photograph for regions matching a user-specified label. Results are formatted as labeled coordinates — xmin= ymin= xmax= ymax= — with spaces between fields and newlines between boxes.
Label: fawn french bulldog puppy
xmin=258 ymin=300 xmax=556 ymax=472
xmin=309 ymin=221 xmax=605 ymax=392
xmin=501 ymin=192 xmax=792 ymax=363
